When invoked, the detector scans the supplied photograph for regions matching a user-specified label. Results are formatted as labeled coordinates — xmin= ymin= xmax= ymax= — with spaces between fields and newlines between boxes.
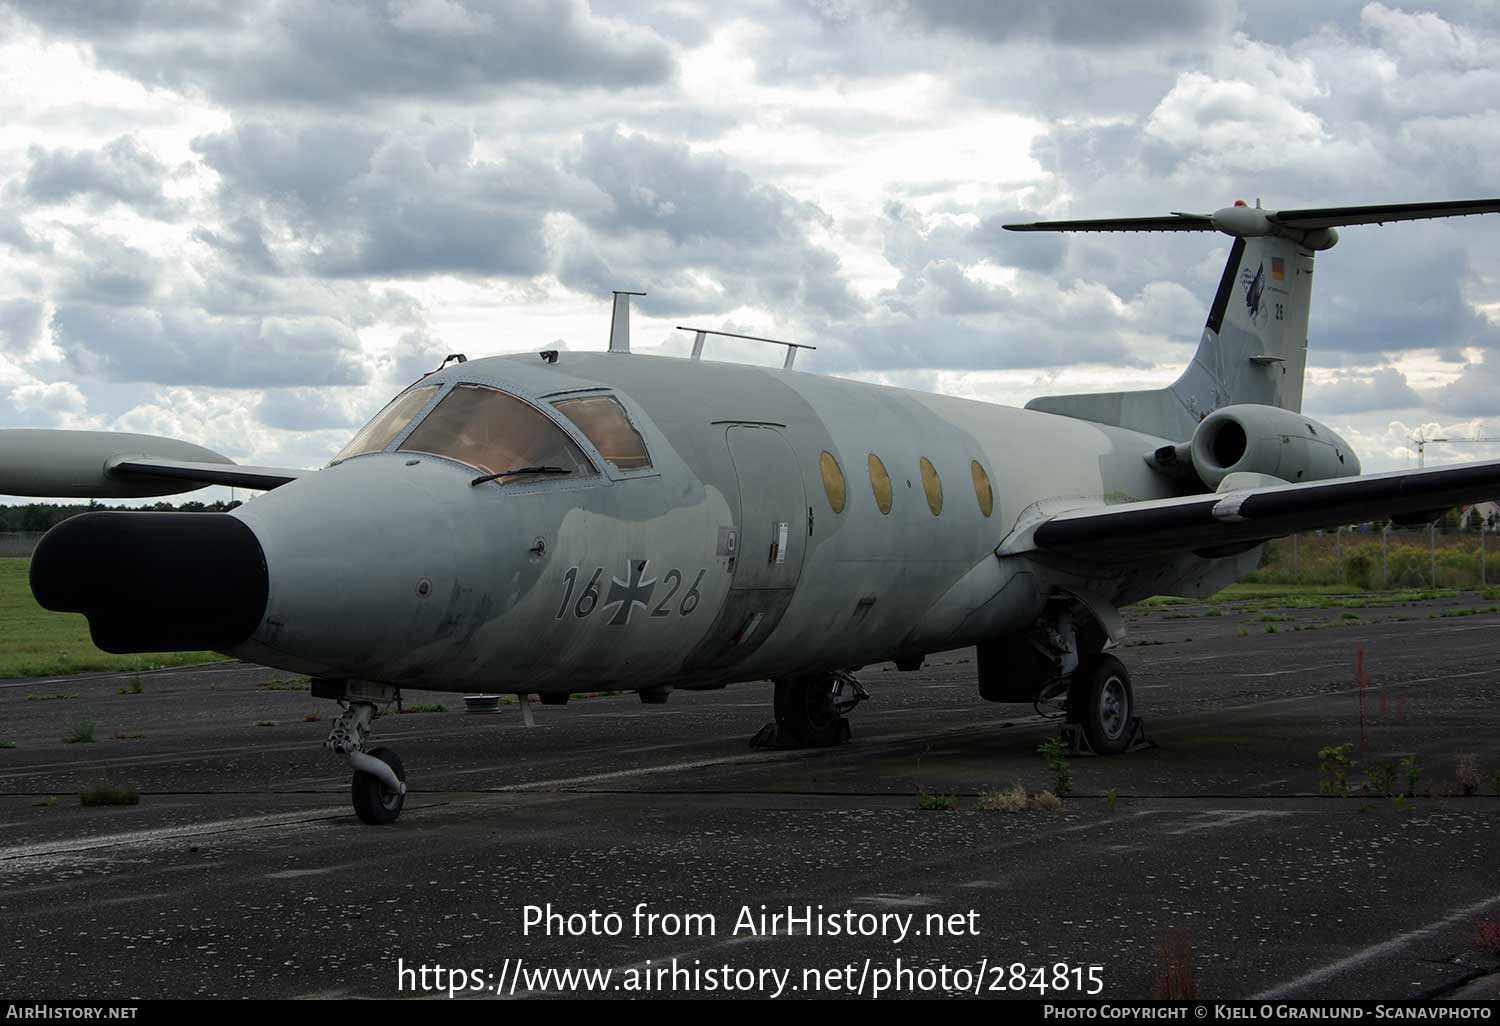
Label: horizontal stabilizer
xmin=1272 ymin=198 xmax=1500 ymax=229
xmin=1004 ymin=214 xmax=1214 ymax=233
xmin=0 ymin=428 xmax=304 ymax=497
xmin=1018 ymin=459 xmax=1500 ymax=561
xmin=109 ymin=457 xmax=304 ymax=492
xmin=1004 ymin=197 xmax=1500 ymax=236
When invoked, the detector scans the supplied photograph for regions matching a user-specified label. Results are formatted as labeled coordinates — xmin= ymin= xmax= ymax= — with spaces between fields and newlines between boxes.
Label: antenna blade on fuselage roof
xmin=1003 ymin=214 xmax=1214 ymax=232
xmin=1269 ymin=197 xmax=1500 ymax=230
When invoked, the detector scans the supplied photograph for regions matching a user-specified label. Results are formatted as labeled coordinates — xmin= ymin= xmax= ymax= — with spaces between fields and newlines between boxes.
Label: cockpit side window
xmin=332 ymin=384 xmax=441 ymax=464
xmin=551 ymin=396 xmax=653 ymax=472
xmin=398 ymin=383 xmax=595 ymax=479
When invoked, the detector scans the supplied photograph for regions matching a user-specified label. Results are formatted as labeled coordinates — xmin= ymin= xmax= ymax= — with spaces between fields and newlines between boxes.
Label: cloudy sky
xmin=3 ymin=0 xmax=1500 ymax=502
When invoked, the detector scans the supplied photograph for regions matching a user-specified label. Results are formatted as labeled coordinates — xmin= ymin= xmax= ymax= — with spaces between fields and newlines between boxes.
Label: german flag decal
xmin=1270 ymin=256 xmax=1285 ymax=282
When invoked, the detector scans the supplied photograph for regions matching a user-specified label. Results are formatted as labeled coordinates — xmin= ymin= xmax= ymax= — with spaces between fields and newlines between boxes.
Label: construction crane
xmin=1410 ymin=430 xmax=1500 ymax=468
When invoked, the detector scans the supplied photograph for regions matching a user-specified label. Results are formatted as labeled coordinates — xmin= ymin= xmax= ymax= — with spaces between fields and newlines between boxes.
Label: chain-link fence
xmin=1249 ymin=524 xmax=1497 ymax=590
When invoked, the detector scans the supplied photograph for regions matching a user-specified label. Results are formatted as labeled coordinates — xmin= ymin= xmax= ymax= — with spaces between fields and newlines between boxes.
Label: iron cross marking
xmin=605 ymin=559 xmax=657 ymax=626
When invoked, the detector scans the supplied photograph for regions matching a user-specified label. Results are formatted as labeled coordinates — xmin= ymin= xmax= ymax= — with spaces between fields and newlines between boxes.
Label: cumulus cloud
xmin=557 ymin=127 xmax=859 ymax=319
xmin=0 ymin=299 xmax=45 ymax=354
xmin=255 ymin=387 xmax=362 ymax=432
xmin=193 ymin=118 xmax=562 ymax=279
xmin=9 ymin=0 xmax=676 ymax=105
xmin=888 ymin=0 xmax=1239 ymax=48
xmin=21 ymin=135 xmax=175 ymax=216
xmin=0 ymin=0 xmax=1498 ymax=480
xmin=1304 ymin=366 xmax=1422 ymax=415
xmin=53 ymin=306 xmax=369 ymax=388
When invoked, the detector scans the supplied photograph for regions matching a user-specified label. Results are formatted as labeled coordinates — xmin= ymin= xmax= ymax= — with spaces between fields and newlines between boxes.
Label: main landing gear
xmin=315 ymin=678 xmax=408 ymax=825
xmin=753 ymin=670 xmax=869 ymax=749
xmin=977 ymin=600 xmax=1150 ymax=756
xmin=1063 ymin=653 xmax=1142 ymax=756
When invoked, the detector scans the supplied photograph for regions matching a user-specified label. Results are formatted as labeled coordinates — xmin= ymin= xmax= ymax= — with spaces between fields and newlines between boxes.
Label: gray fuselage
xmin=228 ymin=352 xmax=1196 ymax=695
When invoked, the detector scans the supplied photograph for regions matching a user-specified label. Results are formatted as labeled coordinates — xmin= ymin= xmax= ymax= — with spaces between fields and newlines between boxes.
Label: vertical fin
xmin=1026 ymin=236 xmax=1315 ymax=439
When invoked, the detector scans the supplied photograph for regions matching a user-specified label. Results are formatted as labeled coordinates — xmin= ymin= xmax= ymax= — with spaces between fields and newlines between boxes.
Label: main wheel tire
xmin=352 ymin=746 xmax=406 ymax=825
xmin=773 ymin=675 xmax=845 ymax=747
xmin=1067 ymin=655 xmax=1134 ymax=756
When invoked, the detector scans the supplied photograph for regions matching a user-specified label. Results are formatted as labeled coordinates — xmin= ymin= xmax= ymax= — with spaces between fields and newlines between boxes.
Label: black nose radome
xmin=31 ymin=512 xmax=268 ymax=654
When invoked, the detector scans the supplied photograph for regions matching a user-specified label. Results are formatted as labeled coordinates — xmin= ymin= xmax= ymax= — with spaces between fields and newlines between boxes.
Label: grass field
xmin=0 ymin=556 xmax=1487 ymax=681
xmin=0 ymin=558 xmax=228 ymax=679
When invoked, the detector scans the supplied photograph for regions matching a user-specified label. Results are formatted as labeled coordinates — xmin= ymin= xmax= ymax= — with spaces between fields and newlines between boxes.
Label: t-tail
xmin=1006 ymin=198 xmax=1500 ymax=441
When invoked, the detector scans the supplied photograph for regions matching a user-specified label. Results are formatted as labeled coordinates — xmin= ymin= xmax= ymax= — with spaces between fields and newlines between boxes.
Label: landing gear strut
xmin=755 ymin=670 xmax=868 ymax=748
xmin=977 ymin=598 xmax=1150 ymax=755
xmin=317 ymin=679 xmax=408 ymax=825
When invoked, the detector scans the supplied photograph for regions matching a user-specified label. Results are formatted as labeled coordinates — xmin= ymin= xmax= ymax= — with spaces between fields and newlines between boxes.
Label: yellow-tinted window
xmin=553 ymin=396 xmax=652 ymax=471
xmin=399 ymin=384 xmax=594 ymax=479
xmin=919 ymin=457 xmax=943 ymax=516
xmin=971 ymin=459 xmax=994 ymax=517
xmin=332 ymin=384 xmax=440 ymax=463
xmin=868 ymin=453 xmax=893 ymax=514
xmin=820 ymin=451 xmax=846 ymax=513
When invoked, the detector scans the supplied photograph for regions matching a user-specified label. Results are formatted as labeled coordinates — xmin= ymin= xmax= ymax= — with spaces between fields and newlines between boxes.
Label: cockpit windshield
xmin=331 ymin=384 xmax=440 ymax=464
xmin=398 ymin=384 xmax=595 ymax=479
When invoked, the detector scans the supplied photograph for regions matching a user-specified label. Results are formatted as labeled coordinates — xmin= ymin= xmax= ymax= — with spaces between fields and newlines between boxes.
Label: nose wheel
xmin=317 ymin=679 xmax=408 ymax=825
xmin=351 ymin=746 xmax=406 ymax=825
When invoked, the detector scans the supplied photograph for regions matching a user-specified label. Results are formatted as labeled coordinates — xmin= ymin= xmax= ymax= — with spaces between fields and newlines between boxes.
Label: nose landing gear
xmin=316 ymin=678 xmax=408 ymax=825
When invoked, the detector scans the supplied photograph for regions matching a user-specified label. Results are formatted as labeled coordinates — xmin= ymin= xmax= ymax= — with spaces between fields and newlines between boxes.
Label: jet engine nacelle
xmin=0 ymin=429 xmax=232 ymax=498
xmin=1189 ymin=405 xmax=1360 ymax=490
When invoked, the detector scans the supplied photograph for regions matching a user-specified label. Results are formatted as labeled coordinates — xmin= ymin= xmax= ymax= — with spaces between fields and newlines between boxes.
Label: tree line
xmin=0 ymin=500 xmax=244 ymax=533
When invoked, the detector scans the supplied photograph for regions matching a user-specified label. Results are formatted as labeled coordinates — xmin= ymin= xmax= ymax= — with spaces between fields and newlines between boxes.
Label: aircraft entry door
xmin=683 ymin=424 xmax=807 ymax=671
xmin=726 ymin=425 xmax=806 ymax=591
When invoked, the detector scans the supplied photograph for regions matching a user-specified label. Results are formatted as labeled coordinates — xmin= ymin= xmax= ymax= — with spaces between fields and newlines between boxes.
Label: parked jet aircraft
xmin=4 ymin=197 xmax=1500 ymax=824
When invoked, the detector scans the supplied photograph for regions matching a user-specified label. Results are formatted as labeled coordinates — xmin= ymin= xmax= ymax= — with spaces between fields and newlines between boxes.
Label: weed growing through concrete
xmin=916 ymin=793 xmax=959 ymax=811
xmin=1030 ymin=791 xmax=1063 ymax=813
xmin=1318 ymin=743 xmax=1354 ymax=796
xmin=63 ymin=721 xmax=95 ymax=744
xmin=399 ymin=703 xmax=447 ymax=714
xmin=977 ymin=784 xmax=1029 ymax=812
xmin=28 ymin=693 xmax=77 ymax=702
xmin=1038 ymin=737 xmax=1072 ymax=796
xmin=117 ymin=677 xmax=144 ymax=695
xmin=32 ymin=796 xmax=58 ymax=808
xmin=1399 ymin=755 xmax=1422 ymax=796
xmin=1363 ymin=759 xmax=1398 ymax=798
xmin=0 ymin=740 xmax=14 ymax=749
xmin=1106 ymin=788 xmax=1118 ymax=812
xmin=975 ymin=784 xmax=1062 ymax=813
xmin=1455 ymin=754 xmax=1481 ymax=797
xmin=253 ymin=720 xmax=274 ymax=727
xmin=79 ymin=780 xmax=139 ymax=807
xmin=1474 ymin=918 xmax=1500 ymax=957
xmin=1151 ymin=929 xmax=1196 ymax=1000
